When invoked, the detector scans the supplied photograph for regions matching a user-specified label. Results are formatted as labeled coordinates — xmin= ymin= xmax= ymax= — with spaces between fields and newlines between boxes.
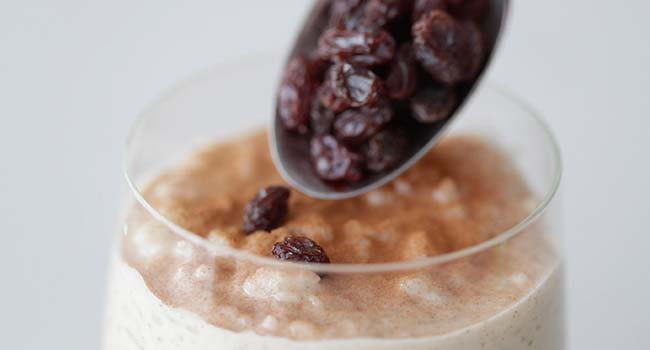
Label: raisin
xmin=410 ymin=85 xmax=458 ymax=123
xmin=277 ymin=57 xmax=314 ymax=134
xmin=447 ymin=0 xmax=488 ymax=21
xmin=319 ymin=83 xmax=347 ymax=113
xmin=412 ymin=10 xmax=485 ymax=84
xmin=319 ymin=63 xmax=382 ymax=113
xmin=362 ymin=128 xmax=406 ymax=172
xmin=309 ymin=94 xmax=337 ymax=135
xmin=242 ymin=186 xmax=291 ymax=234
xmin=317 ymin=28 xmax=396 ymax=67
xmin=363 ymin=0 xmax=408 ymax=28
xmin=385 ymin=44 xmax=418 ymax=99
xmin=334 ymin=101 xmax=394 ymax=145
xmin=311 ymin=135 xmax=364 ymax=182
xmin=412 ymin=0 xmax=448 ymax=21
xmin=272 ymin=236 xmax=331 ymax=264
xmin=329 ymin=0 xmax=366 ymax=29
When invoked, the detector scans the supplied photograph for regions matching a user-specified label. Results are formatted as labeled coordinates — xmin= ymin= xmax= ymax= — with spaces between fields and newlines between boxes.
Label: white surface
xmin=0 ymin=1 xmax=648 ymax=349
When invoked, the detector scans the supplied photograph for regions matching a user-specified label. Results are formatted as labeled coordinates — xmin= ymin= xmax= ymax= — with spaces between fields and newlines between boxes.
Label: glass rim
xmin=123 ymin=56 xmax=563 ymax=275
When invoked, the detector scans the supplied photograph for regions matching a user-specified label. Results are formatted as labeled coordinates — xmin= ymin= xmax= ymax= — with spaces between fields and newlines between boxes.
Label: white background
xmin=1 ymin=1 xmax=649 ymax=349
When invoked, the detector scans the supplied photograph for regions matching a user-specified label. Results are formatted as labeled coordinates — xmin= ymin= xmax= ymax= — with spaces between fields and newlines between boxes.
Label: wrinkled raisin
xmin=412 ymin=0 xmax=448 ymax=21
xmin=317 ymin=28 xmax=396 ymax=67
xmin=311 ymin=135 xmax=364 ymax=182
xmin=363 ymin=0 xmax=408 ymax=28
xmin=272 ymin=236 xmax=331 ymax=264
xmin=412 ymin=10 xmax=485 ymax=84
xmin=329 ymin=0 xmax=366 ymax=29
xmin=460 ymin=21 xmax=485 ymax=75
xmin=385 ymin=44 xmax=418 ymax=99
xmin=320 ymin=63 xmax=382 ymax=112
xmin=277 ymin=57 xmax=314 ymax=134
xmin=243 ymin=186 xmax=291 ymax=234
xmin=309 ymin=94 xmax=337 ymax=135
xmin=447 ymin=0 xmax=487 ymax=21
xmin=362 ymin=128 xmax=406 ymax=172
xmin=410 ymin=85 xmax=457 ymax=123
xmin=334 ymin=101 xmax=393 ymax=145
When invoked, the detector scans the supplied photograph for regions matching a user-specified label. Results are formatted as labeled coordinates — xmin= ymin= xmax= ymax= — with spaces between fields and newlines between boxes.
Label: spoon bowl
xmin=271 ymin=0 xmax=510 ymax=200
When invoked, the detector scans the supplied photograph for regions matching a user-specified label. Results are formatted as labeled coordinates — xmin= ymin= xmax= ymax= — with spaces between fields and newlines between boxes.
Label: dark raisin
xmin=447 ymin=0 xmax=487 ymax=21
xmin=385 ymin=44 xmax=418 ymax=99
xmin=412 ymin=10 xmax=485 ymax=84
xmin=462 ymin=20 xmax=485 ymax=75
xmin=412 ymin=0 xmax=448 ymax=21
xmin=320 ymin=63 xmax=382 ymax=112
xmin=363 ymin=0 xmax=408 ymax=28
xmin=272 ymin=236 xmax=331 ymax=264
xmin=311 ymin=135 xmax=364 ymax=182
xmin=309 ymin=94 xmax=337 ymax=135
xmin=333 ymin=101 xmax=394 ymax=145
xmin=242 ymin=186 xmax=291 ymax=234
xmin=362 ymin=128 xmax=406 ymax=172
xmin=329 ymin=0 xmax=366 ymax=29
xmin=317 ymin=28 xmax=396 ymax=67
xmin=277 ymin=57 xmax=314 ymax=134
xmin=410 ymin=85 xmax=458 ymax=123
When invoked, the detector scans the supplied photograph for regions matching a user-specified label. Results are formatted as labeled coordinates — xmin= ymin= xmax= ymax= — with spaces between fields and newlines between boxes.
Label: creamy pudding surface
xmin=103 ymin=131 xmax=564 ymax=350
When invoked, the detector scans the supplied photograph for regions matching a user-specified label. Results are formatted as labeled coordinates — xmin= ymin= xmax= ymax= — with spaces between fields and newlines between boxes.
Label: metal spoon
xmin=271 ymin=0 xmax=509 ymax=200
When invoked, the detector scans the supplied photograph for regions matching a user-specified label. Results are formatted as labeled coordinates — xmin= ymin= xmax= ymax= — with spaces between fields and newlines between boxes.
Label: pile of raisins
xmin=278 ymin=0 xmax=487 ymax=184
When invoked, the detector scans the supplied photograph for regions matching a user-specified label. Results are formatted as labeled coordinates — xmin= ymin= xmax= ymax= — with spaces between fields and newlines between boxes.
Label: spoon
xmin=271 ymin=0 xmax=509 ymax=200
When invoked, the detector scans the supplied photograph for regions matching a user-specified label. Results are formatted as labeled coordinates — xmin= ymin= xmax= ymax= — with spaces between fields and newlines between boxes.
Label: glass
xmin=103 ymin=52 xmax=564 ymax=350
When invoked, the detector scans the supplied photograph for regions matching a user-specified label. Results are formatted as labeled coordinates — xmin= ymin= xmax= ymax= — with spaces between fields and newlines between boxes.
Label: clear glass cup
xmin=103 ymin=52 xmax=564 ymax=350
